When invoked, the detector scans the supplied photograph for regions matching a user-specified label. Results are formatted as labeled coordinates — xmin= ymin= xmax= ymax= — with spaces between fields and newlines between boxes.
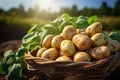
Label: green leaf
xmin=75 ymin=16 xmax=88 ymax=29
xmin=5 ymin=64 xmax=22 ymax=80
xmin=102 ymin=31 xmax=109 ymax=40
xmin=0 ymin=62 xmax=5 ymax=74
xmin=27 ymin=25 xmax=42 ymax=34
xmin=22 ymin=32 xmax=40 ymax=50
xmin=17 ymin=47 xmax=27 ymax=57
xmin=87 ymin=15 xmax=97 ymax=25
xmin=1 ymin=50 xmax=16 ymax=73
xmin=109 ymin=30 xmax=120 ymax=42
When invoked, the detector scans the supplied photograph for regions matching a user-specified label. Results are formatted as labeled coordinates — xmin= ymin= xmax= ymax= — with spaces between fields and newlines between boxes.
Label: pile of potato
xmin=36 ymin=22 xmax=120 ymax=62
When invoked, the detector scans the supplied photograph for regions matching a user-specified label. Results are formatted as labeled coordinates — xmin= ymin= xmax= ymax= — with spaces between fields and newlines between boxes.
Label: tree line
xmin=0 ymin=0 xmax=120 ymax=20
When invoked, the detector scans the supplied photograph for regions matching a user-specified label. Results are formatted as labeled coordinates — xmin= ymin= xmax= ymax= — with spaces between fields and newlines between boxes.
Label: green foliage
xmin=0 ymin=48 xmax=27 ymax=80
xmin=87 ymin=15 xmax=97 ymax=25
xmin=109 ymin=30 xmax=120 ymax=42
xmin=5 ymin=64 xmax=22 ymax=80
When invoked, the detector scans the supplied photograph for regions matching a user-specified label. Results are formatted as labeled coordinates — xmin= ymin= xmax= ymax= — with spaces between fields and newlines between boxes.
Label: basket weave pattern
xmin=25 ymin=50 xmax=120 ymax=80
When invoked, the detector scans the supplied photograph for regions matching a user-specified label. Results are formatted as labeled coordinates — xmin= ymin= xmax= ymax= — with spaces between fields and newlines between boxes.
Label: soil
xmin=0 ymin=40 xmax=120 ymax=80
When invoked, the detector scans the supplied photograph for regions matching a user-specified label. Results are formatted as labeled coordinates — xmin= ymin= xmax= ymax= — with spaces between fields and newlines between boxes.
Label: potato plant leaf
xmin=109 ymin=30 xmax=120 ymax=42
xmin=87 ymin=15 xmax=97 ymax=25
xmin=75 ymin=16 xmax=88 ymax=29
xmin=5 ymin=64 xmax=22 ymax=80
xmin=1 ymin=50 xmax=16 ymax=73
xmin=0 ymin=50 xmax=26 ymax=80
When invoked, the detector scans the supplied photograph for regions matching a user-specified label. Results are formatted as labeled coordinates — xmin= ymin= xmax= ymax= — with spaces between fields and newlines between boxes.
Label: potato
xmin=72 ymin=34 xmax=92 ymax=51
xmin=89 ymin=46 xmax=111 ymax=60
xmin=73 ymin=52 xmax=91 ymax=62
xmin=62 ymin=25 xmax=76 ymax=40
xmin=107 ymin=38 xmax=120 ymax=53
xmin=36 ymin=47 xmax=47 ymax=57
xmin=51 ymin=35 xmax=64 ymax=49
xmin=60 ymin=40 xmax=76 ymax=57
xmin=91 ymin=33 xmax=107 ymax=47
xmin=85 ymin=22 xmax=102 ymax=37
xmin=76 ymin=29 xmax=86 ymax=35
xmin=60 ymin=33 xmax=65 ymax=38
xmin=42 ymin=34 xmax=54 ymax=48
xmin=58 ymin=51 xmax=64 ymax=56
xmin=41 ymin=48 xmax=58 ymax=60
xmin=55 ymin=56 xmax=72 ymax=61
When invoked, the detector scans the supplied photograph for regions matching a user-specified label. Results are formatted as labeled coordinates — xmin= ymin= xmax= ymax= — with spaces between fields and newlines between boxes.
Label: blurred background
xmin=0 ymin=0 xmax=120 ymax=43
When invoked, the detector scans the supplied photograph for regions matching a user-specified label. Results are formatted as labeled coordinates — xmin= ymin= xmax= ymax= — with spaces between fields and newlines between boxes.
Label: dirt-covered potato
xmin=72 ymin=34 xmax=92 ymax=51
xmin=85 ymin=22 xmax=102 ymax=37
xmin=42 ymin=34 xmax=54 ymax=48
xmin=51 ymin=35 xmax=64 ymax=49
xmin=62 ymin=25 xmax=76 ymax=40
xmin=73 ymin=52 xmax=91 ymax=62
xmin=91 ymin=33 xmax=107 ymax=47
xmin=36 ymin=47 xmax=47 ymax=57
xmin=89 ymin=46 xmax=111 ymax=60
xmin=41 ymin=48 xmax=58 ymax=60
xmin=55 ymin=56 xmax=72 ymax=61
xmin=60 ymin=40 xmax=76 ymax=57
xmin=107 ymin=38 xmax=120 ymax=53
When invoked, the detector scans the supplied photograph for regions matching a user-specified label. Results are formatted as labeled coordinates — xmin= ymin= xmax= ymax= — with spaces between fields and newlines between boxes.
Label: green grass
xmin=0 ymin=16 xmax=120 ymax=30
xmin=0 ymin=16 xmax=49 ymax=27
xmin=98 ymin=17 xmax=120 ymax=30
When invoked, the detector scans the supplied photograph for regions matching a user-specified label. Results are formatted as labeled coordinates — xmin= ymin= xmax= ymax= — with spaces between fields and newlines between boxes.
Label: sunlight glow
xmin=36 ymin=0 xmax=54 ymax=11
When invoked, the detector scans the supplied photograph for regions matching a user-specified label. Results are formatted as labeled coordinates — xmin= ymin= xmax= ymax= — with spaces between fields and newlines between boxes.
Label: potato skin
xmin=41 ymin=48 xmax=58 ymax=60
xmin=85 ymin=22 xmax=102 ymax=37
xmin=42 ymin=35 xmax=54 ymax=48
xmin=60 ymin=40 xmax=76 ymax=57
xmin=62 ymin=25 xmax=76 ymax=40
xmin=36 ymin=47 xmax=47 ymax=57
xmin=55 ymin=56 xmax=72 ymax=61
xmin=89 ymin=46 xmax=111 ymax=60
xmin=107 ymin=38 xmax=120 ymax=53
xmin=72 ymin=34 xmax=92 ymax=51
xmin=91 ymin=33 xmax=107 ymax=47
xmin=76 ymin=29 xmax=86 ymax=35
xmin=74 ymin=52 xmax=91 ymax=62
xmin=51 ymin=35 xmax=64 ymax=49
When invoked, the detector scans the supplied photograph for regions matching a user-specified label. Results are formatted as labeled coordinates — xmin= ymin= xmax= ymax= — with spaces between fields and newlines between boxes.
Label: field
xmin=0 ymin=16 xmax=120 ymax=43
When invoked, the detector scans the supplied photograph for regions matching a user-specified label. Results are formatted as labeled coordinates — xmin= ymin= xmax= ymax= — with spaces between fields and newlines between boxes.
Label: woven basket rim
xmin=25 ymin=50 xmax=120 ymax=69
xmin=25 ymin=50 xmax=120 ymax=79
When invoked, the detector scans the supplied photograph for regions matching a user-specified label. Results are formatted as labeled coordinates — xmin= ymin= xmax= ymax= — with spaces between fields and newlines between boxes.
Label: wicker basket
xmin=25 ymin=48 xmax=120 ymax=80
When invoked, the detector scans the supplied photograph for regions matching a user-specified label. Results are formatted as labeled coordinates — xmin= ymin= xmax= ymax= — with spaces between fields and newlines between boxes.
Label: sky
xmin=0 ymin=0 xmax=117 ymax=12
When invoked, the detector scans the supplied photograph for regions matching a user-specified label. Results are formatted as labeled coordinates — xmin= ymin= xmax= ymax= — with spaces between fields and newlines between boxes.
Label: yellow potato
xmin=41 ymin=48 xmax=58 ymax=60
xmin=36 ymin=47 xmax=47 ymax=57
xmin=76 ymin=29 xmax=86 ymax=35
xmin=89 ymin=46 xmax=111 ymax=60
xmin=42 ymin=34 xmax=54 ymax=48
xmin=91 ymin=33 xmax=107 ymax=47
xmin=55 ymin=56 xmax=72 ymax=61
xmin=51 ymin=35 xmax=64 ymax=49
xmin=58 ymin=50 xmax=64 ymax=56
xmin=107 ymin=38 xmax=120 ymax=53
xmin=60 ymin=40 xmax=76 ymax=57
xmin=73 ymin=52 xmax=91 ymax=62
xmin=72 ymin=34 xmax=92 ymax=51
xmin=62 ymin=25 xmax=76 ymax=40
xmin=85 ymin=22 xmax=102 ymax=37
